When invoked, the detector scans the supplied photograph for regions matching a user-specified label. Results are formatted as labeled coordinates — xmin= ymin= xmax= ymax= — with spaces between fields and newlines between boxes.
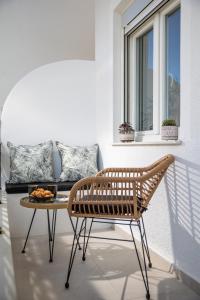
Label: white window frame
xmin=124 ymin=0 xmax=180 ymax=141
xmin=128 ymin=15 xmax=160 ymax=137
xmin=159 ymin=0 xmax=181 ymax=124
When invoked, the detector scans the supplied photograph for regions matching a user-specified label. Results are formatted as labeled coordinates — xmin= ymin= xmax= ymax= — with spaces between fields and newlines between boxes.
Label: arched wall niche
xmin=1 ymin=60 xmax=96 ymax=186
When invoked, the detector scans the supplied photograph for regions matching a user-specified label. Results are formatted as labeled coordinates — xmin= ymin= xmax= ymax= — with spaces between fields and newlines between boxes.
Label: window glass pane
xmin=166 ymin=8 xmax=180 ymax=125
xmin=136 ymin=28 xmax=153 ymax=131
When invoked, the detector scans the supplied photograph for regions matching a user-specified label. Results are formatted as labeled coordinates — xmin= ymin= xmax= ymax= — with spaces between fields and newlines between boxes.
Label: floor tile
xmin=11 ymin=230 xmax=200 ymax=300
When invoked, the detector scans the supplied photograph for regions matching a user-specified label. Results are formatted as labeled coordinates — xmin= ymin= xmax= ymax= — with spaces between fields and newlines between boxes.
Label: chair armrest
xmin=96 ymin=154 xmax=174 ymax=177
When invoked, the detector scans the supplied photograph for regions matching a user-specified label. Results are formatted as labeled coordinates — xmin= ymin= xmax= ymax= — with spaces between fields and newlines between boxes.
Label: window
xmin=125 ymin=1 xmax=180 ymax=137
xmin=165 ymin=8 xmax=180 ymax=125
xmin=136 ymin=28 xmax=153 ymax=131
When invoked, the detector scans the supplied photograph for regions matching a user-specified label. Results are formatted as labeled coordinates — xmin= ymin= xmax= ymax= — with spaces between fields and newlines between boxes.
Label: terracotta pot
xmin=161 ymin=126 xmax=178 ymax=140
xmin=119 ymin=132 xmax=135 ymax=142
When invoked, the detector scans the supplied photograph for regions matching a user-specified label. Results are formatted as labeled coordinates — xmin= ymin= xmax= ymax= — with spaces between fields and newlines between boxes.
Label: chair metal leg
xmin=21 ymin=209 xmax=37 ymax=253
xmin=82 ymin=218 xmax=87 ymax=261
xmin=65 ymin=218 xmax=85 ymax=289
xmin=141 ymin=216 xmax=152 ymax=268
xmin=82 ymin=218 xmax=93 ymax=261
xmin=138 ymin=220 xmax=150 ymax=300
xmin=130 ymin=222 xmax=150 ymax=300
xmin=65 ymin=217 xmax=151 ymax=298
xmin=69 ymin=215 xmax=82 ymax=250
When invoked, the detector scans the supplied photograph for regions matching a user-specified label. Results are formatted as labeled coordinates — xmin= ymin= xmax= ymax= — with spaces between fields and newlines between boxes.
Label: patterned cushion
xmin=7 ymin=141 xmax=54 ymax=183
xmin=56 ymin=142 xmax=98 ymax=181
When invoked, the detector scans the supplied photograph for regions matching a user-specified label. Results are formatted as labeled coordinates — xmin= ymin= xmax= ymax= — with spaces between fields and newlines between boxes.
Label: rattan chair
xmin=65 ymin=154 xmax=174 ymax=299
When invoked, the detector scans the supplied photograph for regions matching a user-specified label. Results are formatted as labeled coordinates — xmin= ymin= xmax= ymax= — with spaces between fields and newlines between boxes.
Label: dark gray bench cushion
xmin=5 ymin=181 xmax=77 ymax=194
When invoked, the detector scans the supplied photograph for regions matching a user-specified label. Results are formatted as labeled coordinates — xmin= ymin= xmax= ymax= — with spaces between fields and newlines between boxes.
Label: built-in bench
xmin=4 ymin=142 xmax=100 ymax=237
xmin=5 ymin=181 xmax=77 ymax=194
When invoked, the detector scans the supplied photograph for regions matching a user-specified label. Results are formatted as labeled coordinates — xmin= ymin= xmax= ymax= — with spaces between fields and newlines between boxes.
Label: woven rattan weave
xmin=65 ymin=154 xmax=175 ymax=299
xmin=68 ymin=154 xmax=174 ymax=220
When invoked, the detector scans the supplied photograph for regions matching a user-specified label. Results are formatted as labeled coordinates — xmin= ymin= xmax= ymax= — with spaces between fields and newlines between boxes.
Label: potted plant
xmin=161 ymin=119 xmax=178 ymax=140
xmin=118 ymin=122 xmax=135 ymax=142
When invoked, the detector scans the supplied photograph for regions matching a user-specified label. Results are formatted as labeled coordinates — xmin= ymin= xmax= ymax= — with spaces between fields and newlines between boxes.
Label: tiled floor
xmin=11 ymin=229 xmax=200 ymax=300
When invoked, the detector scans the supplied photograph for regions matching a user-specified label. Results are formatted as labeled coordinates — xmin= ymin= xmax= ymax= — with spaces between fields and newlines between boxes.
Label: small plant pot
xmin=161 ymin=126 xmax=178 ymax=140
xmin=119 ymin=132 xmax=135 ymax=142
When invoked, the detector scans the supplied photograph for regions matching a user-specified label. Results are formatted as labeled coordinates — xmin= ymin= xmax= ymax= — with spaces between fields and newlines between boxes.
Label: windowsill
xmin=112 ymin=140 xmax=182 ymax=146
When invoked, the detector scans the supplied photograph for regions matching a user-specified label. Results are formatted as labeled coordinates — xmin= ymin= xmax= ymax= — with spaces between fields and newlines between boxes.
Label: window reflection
xmin=166 ymin=8 xmax=180 ymax=125
xmin=137 ymin=29 xmax=154 ymax=131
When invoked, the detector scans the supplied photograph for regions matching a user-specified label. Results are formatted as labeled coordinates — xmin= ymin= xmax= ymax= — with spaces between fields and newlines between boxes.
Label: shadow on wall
xmin=165 ymin=157 xmax=200 ymax=283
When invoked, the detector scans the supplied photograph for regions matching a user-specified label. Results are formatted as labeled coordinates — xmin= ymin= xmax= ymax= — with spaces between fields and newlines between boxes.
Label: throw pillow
xmin=7 ymin=141 xmax=54 ymax=183
xmin=56 ymin=142 xmax=98 ymax=181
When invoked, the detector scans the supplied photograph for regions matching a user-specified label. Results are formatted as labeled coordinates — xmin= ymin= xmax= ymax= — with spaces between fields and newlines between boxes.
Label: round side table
xmin=20 ymin=194 xmax=80 ymax=262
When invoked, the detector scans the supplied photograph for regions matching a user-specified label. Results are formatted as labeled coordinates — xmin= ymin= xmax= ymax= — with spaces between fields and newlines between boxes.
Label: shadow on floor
xmin=157 ymin=277 xmax=200 ymax=300
xmin=12 ymin=233 xmax=147 ymax=300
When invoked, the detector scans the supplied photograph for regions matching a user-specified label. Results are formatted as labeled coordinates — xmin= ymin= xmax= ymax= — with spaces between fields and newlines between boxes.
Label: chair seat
xmin=71 ymin=195 xmax=147 ymax=217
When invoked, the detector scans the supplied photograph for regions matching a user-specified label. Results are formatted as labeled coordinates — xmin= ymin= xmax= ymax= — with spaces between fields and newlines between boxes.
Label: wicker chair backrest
xmin=68 ymin=154 xmax=174 ymax=220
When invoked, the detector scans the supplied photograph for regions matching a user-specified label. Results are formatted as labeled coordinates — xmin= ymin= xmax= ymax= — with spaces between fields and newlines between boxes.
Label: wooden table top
xmin=20 ymin=194 xmax=69 ymax=210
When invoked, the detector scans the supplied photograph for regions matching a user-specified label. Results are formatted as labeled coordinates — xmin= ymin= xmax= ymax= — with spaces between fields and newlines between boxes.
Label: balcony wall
xmin=95 ymin=0 xmax=200 ymax=284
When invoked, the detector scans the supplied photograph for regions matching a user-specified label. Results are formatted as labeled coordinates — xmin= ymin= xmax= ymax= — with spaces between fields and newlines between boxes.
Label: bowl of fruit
xmin=29 ymin=185 xmax=57 ymax=202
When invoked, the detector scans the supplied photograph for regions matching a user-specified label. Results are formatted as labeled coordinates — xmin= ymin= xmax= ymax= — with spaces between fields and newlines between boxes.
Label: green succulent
xmin=162 ymin=119 xmax=177 ymax=126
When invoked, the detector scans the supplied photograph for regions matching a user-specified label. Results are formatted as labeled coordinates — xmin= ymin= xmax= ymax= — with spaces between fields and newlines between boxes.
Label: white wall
xmin=2 ymin=60 xmax=96 ymax=180
xmin=95 ymin=0 xmax=200 ymax=283
xmin=0 ymin=0 xmax=94 ymax=109
xmin=1 ymin=60 xmax=97 ymax=237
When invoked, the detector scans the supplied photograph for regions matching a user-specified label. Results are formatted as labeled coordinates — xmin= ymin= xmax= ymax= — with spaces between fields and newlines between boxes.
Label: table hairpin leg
xmin=21 ymin=209 xmax=37 ymax=253
xmin=51 ymin=209 xmax=57 ymax=260
xmin=45 ymin=210 xmax=81 ymax=263
xmin=47 ymin=209 xmax=52 ymax=241
xmin=21 ymin=205 xmax=80 ymax=262
xmin=47 ymin=209 xmax=57 ymax=263
xmin=48 ymin=210 xmax=82 ymax=258
xmin=21 ymin=208 xmax=57 ymax=262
